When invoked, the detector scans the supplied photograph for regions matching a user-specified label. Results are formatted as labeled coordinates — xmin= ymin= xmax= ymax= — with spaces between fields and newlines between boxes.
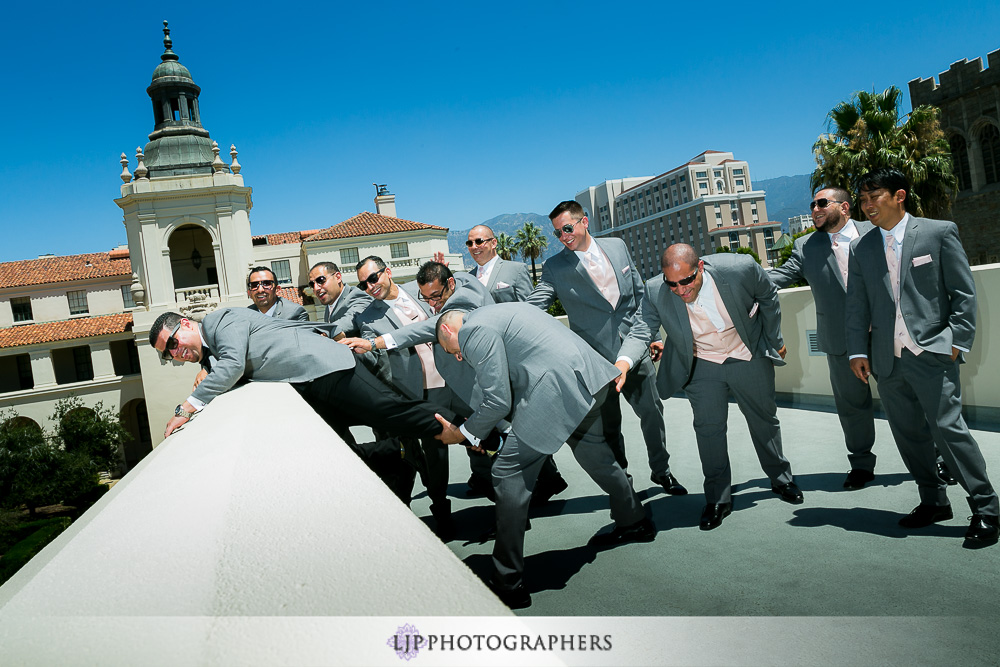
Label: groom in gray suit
xmin=307 ymin=262 xmax=371 ymax=339
xmin=466 ymin=225 xmax=533 ymax=302
xmin=769 ymin=187 xmax=879 ymax=489
xmin=527 ymin=200 xmax=685 ymax=497
xmin=618 ymin=244 xmax=801 ymax=531
xmin=435 ymin=303 xmax=651 ymax=609
xmin=846 ymin=167 xmax=998 ymax=548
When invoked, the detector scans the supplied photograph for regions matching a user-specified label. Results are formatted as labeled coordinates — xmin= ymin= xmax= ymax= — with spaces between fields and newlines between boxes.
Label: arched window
xmin=949 ymin=135 xmax=972 ymax=191
xmin=980 ymin=124 xmax=1000 ymax=186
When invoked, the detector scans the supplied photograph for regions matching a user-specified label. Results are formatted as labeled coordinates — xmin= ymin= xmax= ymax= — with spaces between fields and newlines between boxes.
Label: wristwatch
xmin=361 ymin=332 xmax=379 ymax=350
xmin=174 ymin=404 xmax=196 ymax=419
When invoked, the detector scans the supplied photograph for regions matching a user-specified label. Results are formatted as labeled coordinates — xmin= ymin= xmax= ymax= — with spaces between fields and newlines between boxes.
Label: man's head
xmin=466 ymin=225 xmax=498 ymax=266
xmin=355 ymin=256 xmax=396 ymax=301
xmin=810 ymin=187 xmax=852 ymax=234
xmin=247 ymin=266 xmax=279 ymax=313
xmin=661 ymin=244 xmax=704 ymax=304
xmin=416 ymin=261 xmax=456 ymax=313
xmin=855 ymin=168 xmax=909 ymax=231
xmin=149 ymin=311 xmax=203 ymax=364
xmin=308 ymin=261 xmax=344 ymax=306
xmin=548 ymin=200 xmax=591 ymax=253
xmin=436 ymin=310 xmax=465 ymax=359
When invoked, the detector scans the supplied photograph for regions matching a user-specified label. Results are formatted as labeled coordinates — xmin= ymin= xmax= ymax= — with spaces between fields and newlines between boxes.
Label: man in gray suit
xmin=768 ymin=188 xmax=879 ymax=489
xmin=307 ymin=261 xmax=371 ymax=338
xmin=618 ymin=244 xmax=801 ymax=531
xmin=846 ymin=167 xmax=998 ymax=548
xmin=435 ymin=304 xmax=652 ymax=609
xmin=149 ymin=309 xmax=457 ymax=501
xmin=527 ymin=200 xmax=686 ymax=496
xmin=246 ymin=267 xmax=308 ymax=321
xmin=465 ymin=225 xmax=533 ymax=302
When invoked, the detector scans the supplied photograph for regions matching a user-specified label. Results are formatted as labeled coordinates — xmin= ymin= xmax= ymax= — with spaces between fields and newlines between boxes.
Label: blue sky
xmin=0 ymin=1 xmax=997 ymax=262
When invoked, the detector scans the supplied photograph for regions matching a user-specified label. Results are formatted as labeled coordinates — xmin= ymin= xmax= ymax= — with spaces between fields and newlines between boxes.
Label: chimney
xmin=373 ymin=183 xmax=397 ymax=218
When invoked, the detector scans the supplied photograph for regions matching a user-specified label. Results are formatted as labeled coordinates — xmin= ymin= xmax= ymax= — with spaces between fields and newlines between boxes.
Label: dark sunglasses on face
xmin=308 ymin=275 xmax=330 ymax=288
xmin=466 ymin=237 xmax=495 ymax=247
xmin=161 ymin=322 xmax=182 ymax=360
xmin=552 ymin=218 xmax=583 ymax=238
xmin=247 ymin=279 xmax=275 ymax=289
xmin=358 ymin=267 xmax=387 ymax=290
xmin=663 ymin=269 xmax=699 ymax=288
xmin=809 ymin=198 xmax=842 ymax=210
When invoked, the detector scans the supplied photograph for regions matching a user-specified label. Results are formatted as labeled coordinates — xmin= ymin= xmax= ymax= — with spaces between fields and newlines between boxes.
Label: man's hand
xmin=433 ymin=251 xmax=448 ymax=267
xmin=340 ymin=337 xmax=372 ymax=354
xmin=951 ymin=346 xmax=961 ymax=361
xmin=613 ymin=360 xmax=631 ymax=392
xmin=434 ymin=413 xmax=468 ymax=445
xmin=192 ymin=368 xmax=208 ymax=390
xmin=164 ymin=415 xmax=189 ymax=438
xmin=649 ymin=341 xmax=664 ymax=362
xmin=777 ymin=345 xmax=787 ymax=360
xmin=850 ymin=357 xmax=871 ymax=384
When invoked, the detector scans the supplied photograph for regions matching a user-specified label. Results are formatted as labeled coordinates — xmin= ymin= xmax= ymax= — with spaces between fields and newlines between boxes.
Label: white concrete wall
xmin=0 ymin=382 xmax=510 ymax=662
xmin=0 ymin=278 xmax=131 ymax=327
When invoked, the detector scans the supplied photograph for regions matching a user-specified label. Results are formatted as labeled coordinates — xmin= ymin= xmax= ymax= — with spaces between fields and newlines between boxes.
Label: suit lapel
xmin=665 ymin=283 xmax=694 ymax=360
xmin=708 ymin=265 xmax=750 ymax=344
xmin=486 ymin=259 xmax=502 ymax=292
xmin=597 ymin=239 xmax=628 ymax=306
xmin=899 ymin=217 xmax=919 ymax=294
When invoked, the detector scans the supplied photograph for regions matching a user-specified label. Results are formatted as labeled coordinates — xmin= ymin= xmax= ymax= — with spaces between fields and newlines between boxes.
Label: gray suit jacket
xmin=354 ymin=282 xmax=435 ymax=400
xmin=846 ymin=216 xmax=976 ymax=377
xmin=389 ymin=273 xmax=496 ymax=348
xmin=247 ymin=296 xmax=308 ymax=322
xmin=620 ymin=254 xmax=785 ymax=398
xmin=769 ymin=220 xmax=873 ymax=355
xmin=526 ymin=236 xmax=653 ymax=361
xmin=191 ymin=308 xmax=353 ymax=406
xmin=472 ymin=258 xmax=533 ymax=303
xmin=457 ymin=303 xmax=620 ymax=455
xmin=324 ymin=284 xmax=372 ymax=337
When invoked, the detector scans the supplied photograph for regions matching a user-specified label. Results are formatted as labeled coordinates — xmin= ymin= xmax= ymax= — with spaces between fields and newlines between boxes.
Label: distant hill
xmin=447 ymin=212 xmax=562 ymax=264
xmin=756 ymin=174 xmax=813 ymax=230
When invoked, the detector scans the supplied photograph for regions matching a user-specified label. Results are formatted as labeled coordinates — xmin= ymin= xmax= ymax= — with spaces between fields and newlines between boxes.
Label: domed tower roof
xmin=142 ymin=21 xmax=217 ymax=177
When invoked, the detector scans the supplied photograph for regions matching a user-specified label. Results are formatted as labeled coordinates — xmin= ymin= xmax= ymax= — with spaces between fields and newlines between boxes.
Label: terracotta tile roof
xmin=251 ymin=230 xmax=319 ymax=246
xmin=277 ymin=286 xmax=308 ymax=306
xmin=0 ymin=250 xmax=132 ymax=289
xmin=306 ymin=212 xmax=447 ymax=241
xmin=0 ymin=313 xmax=133 ymax=350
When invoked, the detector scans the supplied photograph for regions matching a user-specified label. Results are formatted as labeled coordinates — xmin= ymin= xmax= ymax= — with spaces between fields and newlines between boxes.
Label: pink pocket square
xmin=912 ymin=254 xmax=932 ymax=267
xmin=748 ymin=302 xmax=759 ymax=318
xmin=621 ymin=266 xmax=630 ymax=275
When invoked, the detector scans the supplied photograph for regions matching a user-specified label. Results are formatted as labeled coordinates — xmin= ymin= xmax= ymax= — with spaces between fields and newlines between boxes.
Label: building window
xmin=127 ymin=340 xmax=141 ymax=375
xmin=340 ymin=247 xmax=359 ymax=266
xmin=735 ymin=179 xmax=744 ymax=187
xmin=699 ymin=182 xmax=708 ymax=191
xmin=271 ymin=260 xmax=292 ymax=285
xmin=950 ymin=135 xmax=972 ymax=191
xmin=764 ymin=229 xmax=775 ymax=248
xmin=121 ymin=285 xmax=136 ymax=309
xmin=734 ymin=168 xmax=744 ymax=175
xmin=16 ymin=354 xmax=33 ymax=390
xmin=729 ymin=232 xmax=739 ymax=250
xmin=11 ymin=297 xmax=33 ymax=323
xmin=696 ymin=171 xmax=707 ymax=178
xmin=67 ymin=290 xmax=89 ymax=315
xmin=72 ymin=346 xmax=94 ymax=382
xmin=390 ymin=242 xmax=409 ymax=259
xmin=981 ymin=124 xmax=1000 ymax=185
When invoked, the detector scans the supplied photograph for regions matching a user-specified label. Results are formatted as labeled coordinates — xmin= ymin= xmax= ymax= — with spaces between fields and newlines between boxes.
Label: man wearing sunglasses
xmin=617 ymin=244 xmax=801 ymax=531
xmin=307 ymin=261 xmax=372 ymax=339
xmin=246 ymin=267 xmax=308 ymax=321
xmin=768 ymin=189 xmax=881 ymax=491
xmin=465 ymin=225 xmax=533 ymax=303
xmin=527 ymin=200 xmax=686 ymax=498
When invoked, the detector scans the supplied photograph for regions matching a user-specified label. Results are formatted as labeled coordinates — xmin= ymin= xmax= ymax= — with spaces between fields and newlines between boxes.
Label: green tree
xmin=776 ymin=229 xmax=815 ymax=268
xmin=0 ymin=413 xmax=64 ymax=515
xmin=515 ymin=222 xmax=548 ymax=282
xmin=811 ymin=86 xmax=957 ymax=219
xmin=51 ymin=397 xmax=127 ymax=474
xmin=495 ymin=232 xmax=518 ymax=261
xmin=714 ymin=246 xmax=762 ymax=265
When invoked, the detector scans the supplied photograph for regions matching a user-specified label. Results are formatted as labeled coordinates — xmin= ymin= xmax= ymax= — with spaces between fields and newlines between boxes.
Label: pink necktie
xmin=477 ymin=265 xmax=488 ymax=285
xmin=886 ymin=241 xmax=921 ymax=358
xmin=586 ymin=252 xmax=620 ymax=306
xmin=831 ymin=235 xmax=849 ymax=286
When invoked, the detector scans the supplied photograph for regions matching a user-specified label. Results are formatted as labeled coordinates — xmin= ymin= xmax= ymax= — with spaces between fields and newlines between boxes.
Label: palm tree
xmin=514 ymin=222 xmax=548 ymax=282
xmin=811 ymin=86 xmax=957 ymax=219
xmin=495 ymin=232 xmax=518 ymax=261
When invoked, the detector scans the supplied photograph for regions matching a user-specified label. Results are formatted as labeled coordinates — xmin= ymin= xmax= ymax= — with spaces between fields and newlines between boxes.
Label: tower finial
xmin=161 ymin=20 xmax=178 ymax=62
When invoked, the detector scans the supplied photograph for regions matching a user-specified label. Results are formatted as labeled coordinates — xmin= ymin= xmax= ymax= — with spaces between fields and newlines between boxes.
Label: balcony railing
xmin=174 ymin=284 xmax=220 ymax=302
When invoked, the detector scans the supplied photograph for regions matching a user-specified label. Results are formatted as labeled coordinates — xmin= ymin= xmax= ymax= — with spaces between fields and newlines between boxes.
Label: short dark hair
xmin=855 ymin=168 xmax=909 ymax=201
xmin=356 ymin=256 xmax=386 ymax=273
xmin=416 ymin=261 xmax=452 ymax=286
xmin=310 ymin=261 xmax=340 ymax=274
xmin=814 ymin=186 xmax=853 ymax=207
xmin=247 ymin=266 xmax=277 ymax=287
xmin=548 ymin=200 xmax=585 ymax=221
xmin=149 ymin=311 xmax=183 ymax=348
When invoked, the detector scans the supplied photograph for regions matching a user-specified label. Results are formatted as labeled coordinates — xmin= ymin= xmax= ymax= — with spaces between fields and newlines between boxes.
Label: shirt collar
xmin=880 ymin=212 xmax=911 ymax=248
xmin=829 ymin=218 xmax=859 ymax=243
xmin=479 ymin=254 xmax=499 ymax=274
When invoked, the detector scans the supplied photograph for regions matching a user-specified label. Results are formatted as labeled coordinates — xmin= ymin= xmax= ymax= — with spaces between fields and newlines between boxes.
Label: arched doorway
xmin=168 ymin=224 xmax=218 ymax=292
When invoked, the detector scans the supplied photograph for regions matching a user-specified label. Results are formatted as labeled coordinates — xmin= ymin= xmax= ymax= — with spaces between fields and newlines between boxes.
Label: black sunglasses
xmin=809 ymin=198 xmax=842 ymax=210
xmin=161 ymin=322 xmax=182 ymax=360
xmin=247 ymin=279 xmax=275 ymax=289
xmin=357 ymin=266 xmax=387 ymax=290
xmin=553 ymin=218 xmax=583 ymax=238
xmin=663 ymin=269 xmax=699 ymax=288
xmin=466 ymin=237 xmax=495 ymax=247
xmin=308 ymin=275 xmax=331 ymax=288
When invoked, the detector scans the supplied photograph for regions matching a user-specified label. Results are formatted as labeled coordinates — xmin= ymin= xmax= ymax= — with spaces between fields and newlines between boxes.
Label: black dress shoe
xmin=651 ymin=471 xmax=688 ymax=495
xmin=898 ymin=503 xmax=953 ymax=528
xmin=937 ymin=461 xmax=958 ymax=486
xmin=588 ymin=517 xmax=656 ymax=547
xmin=699 ymin=502 xmax=732 ymax=531
xmin=530 ymin=475 xmax=569 ymax=507
xmin=466 ymin=474 xmax=496 ymax=501
xmin=963 ymin=498 xmax=999 ymax=549
xmin=771 ymin=481 xmax=804 ymax=504
xmin=843 ymin=469 xmax=875 ymax=490
xmin=487 ymin=579 xmax=531 ymax=610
